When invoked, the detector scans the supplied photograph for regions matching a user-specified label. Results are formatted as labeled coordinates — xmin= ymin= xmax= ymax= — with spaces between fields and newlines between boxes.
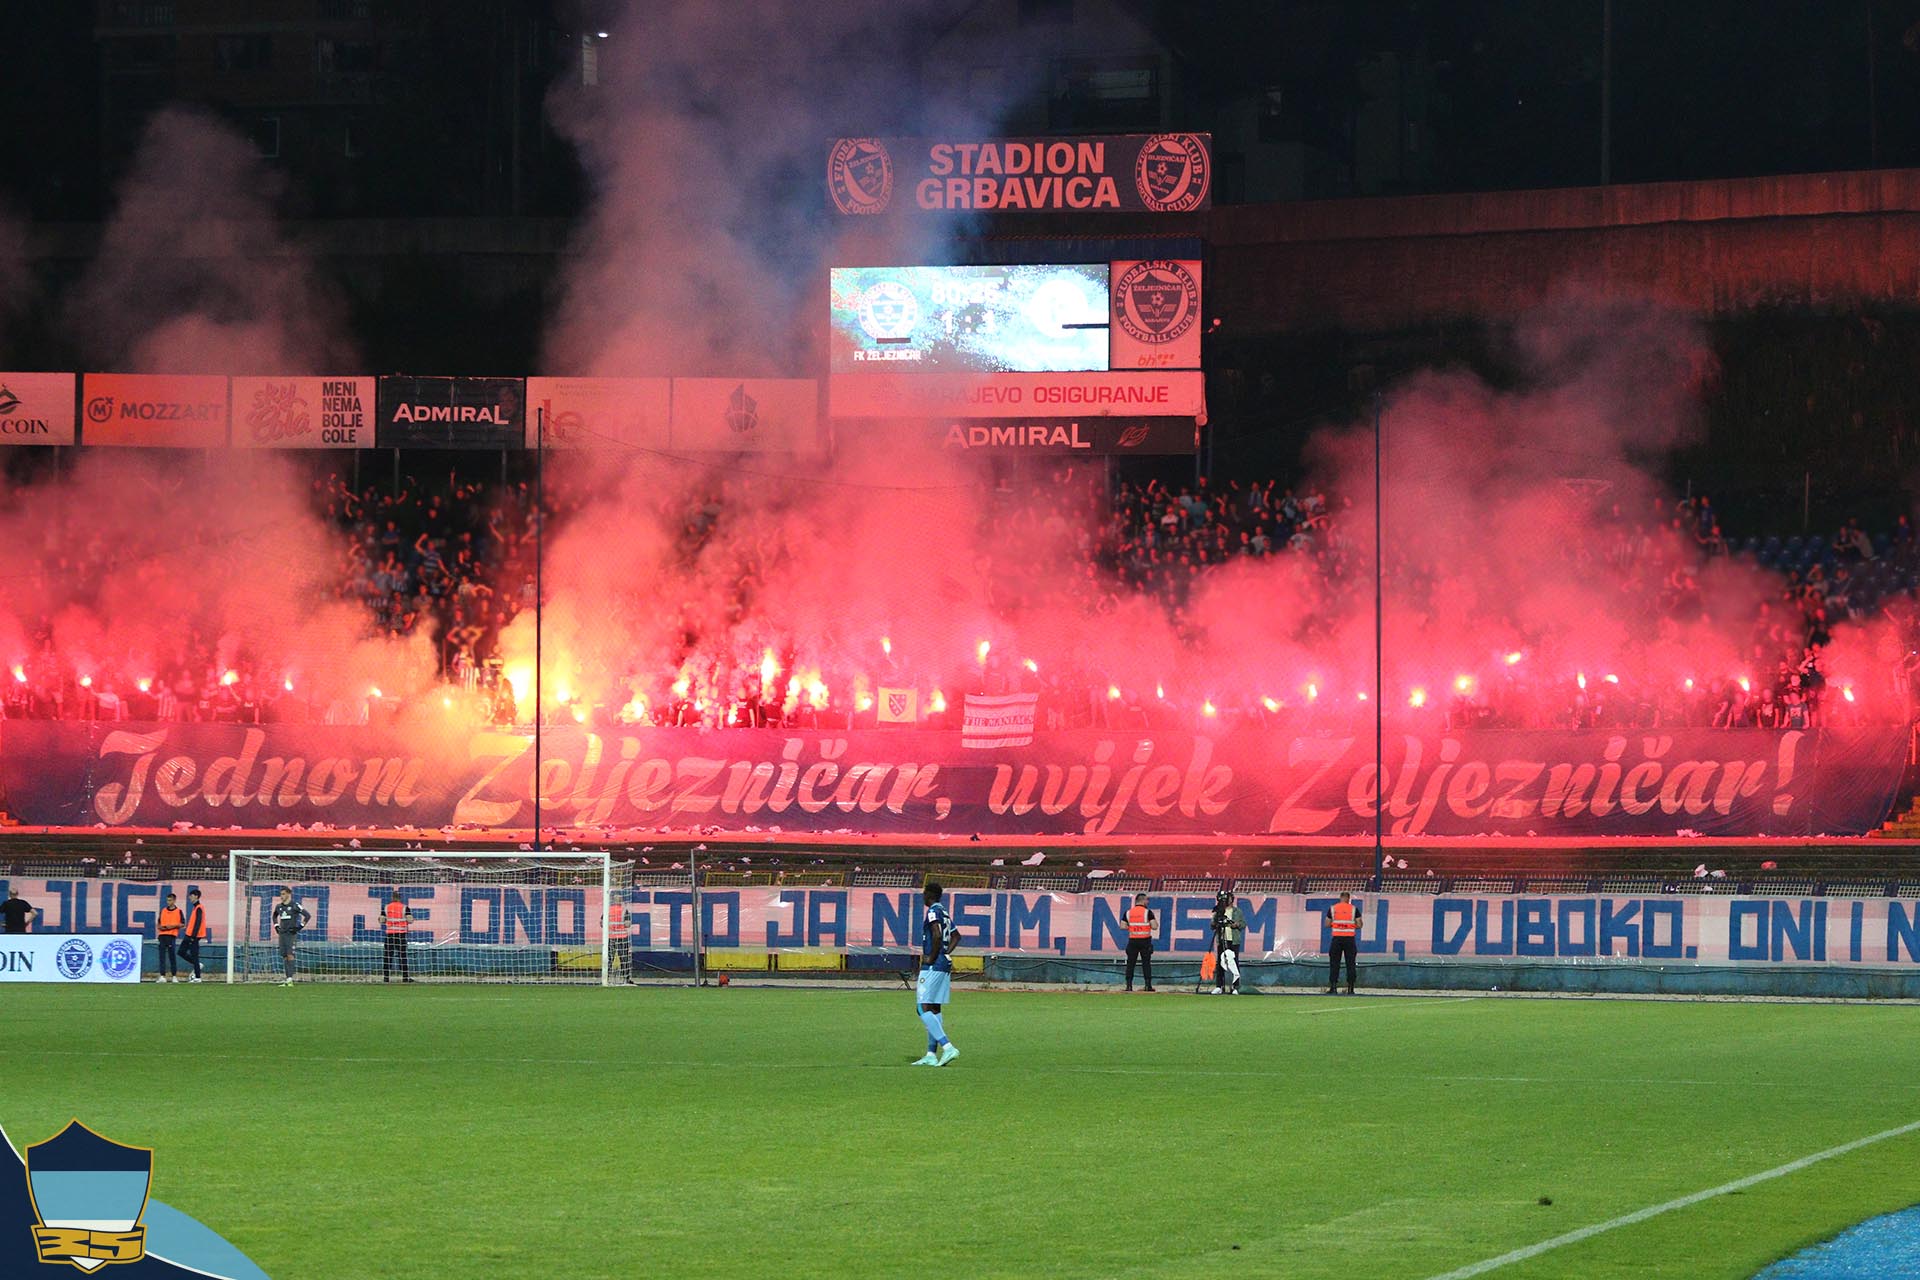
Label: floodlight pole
xmin=1372 ymin=393 xmax=1385 ymax=893
xmin=533 ymin=405 xmax=544 ymax=855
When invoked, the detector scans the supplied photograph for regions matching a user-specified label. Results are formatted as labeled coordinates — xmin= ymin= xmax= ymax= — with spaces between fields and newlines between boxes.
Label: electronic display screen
xmin=829 ymin=264 xmax=1111 ymax=374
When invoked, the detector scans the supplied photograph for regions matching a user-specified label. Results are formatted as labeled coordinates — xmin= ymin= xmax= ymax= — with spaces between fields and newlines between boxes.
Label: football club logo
xmin=724 ymin=384 xmax=758 ymax=435
xmin=26 ymin=1122 xmax=151 ymax=1270
xmin=827 ymin=137 xmax=893 ymax=214
xmin=54 ymin=939 xmax=93 ymax=981
xmin=857 ymin=281 xmax=919 ymax=342
xmin=887 ymin=691 xmax=910 ymax=718
xmin=1134 ymin=134 xmax=1210 ymax=212
xmin=4 ymin=1120 xmax=267 ymax=1278
xmin=1114 ymin=261 xmax=1200 ymax=344
xmin=98 ymin=940 xmax=139 ymax=981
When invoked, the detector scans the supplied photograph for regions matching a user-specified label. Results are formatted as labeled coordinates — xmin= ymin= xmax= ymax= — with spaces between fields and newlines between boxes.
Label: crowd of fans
xmin=2 ymin=459 xmax=1916 ymax=731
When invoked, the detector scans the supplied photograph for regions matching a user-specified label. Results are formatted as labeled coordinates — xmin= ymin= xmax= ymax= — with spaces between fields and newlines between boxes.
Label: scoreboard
xmin=828 ymin=261 xmax=1206 ymax=443
xmin=830 ymin=265 xmax=1111 ymax=373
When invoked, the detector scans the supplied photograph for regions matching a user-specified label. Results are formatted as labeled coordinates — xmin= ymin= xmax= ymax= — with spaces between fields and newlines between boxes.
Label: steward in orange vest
xmin=609 ymin=899 xmax=635 ymax=985
xmin=1325 ymin=892 xmax=1361 ymax=995
xmin=179 ymin=888 xmax=210 ymax=983
xmin=382 ymin=892 xmax=413 ymax=984
xmin=156 ymin=893 xmax=184 ymax=984
xmin=1124 ymin=894 xmax=1157 ymax=992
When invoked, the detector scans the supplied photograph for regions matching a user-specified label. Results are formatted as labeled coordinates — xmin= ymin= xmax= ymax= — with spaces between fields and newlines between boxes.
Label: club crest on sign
xmin=1115 ymin=261 xmax=1199 ymax=344
xmin=828 ymin=137 xmax=893 ymax=214
xmin=55 ymin=938 xmax=93 ymax=981
xmin=1134 ymin=134 xmax=1210 ymax=212
xmin=858 ymin=282 xmax=919 ymax=342
xmin=99 ymin=939 xmax=140 ymax=981
xmin=725 ymin=384 xmax=758 ymax=435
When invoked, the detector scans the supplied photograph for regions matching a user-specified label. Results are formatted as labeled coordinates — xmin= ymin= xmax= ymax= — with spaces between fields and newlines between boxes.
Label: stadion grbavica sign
xmin=828 ymin=134 xmax=1212 ymax=215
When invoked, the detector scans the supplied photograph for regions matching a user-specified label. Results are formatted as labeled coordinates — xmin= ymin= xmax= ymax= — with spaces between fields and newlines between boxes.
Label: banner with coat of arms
xmin=1110 ymin=261 xmax=1202 ymax=370
xmin=827 ymin=134 xmax=1212 ymax=215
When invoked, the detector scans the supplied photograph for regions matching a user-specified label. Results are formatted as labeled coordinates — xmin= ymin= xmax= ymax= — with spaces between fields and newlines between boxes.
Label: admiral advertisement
xmin=525 ymin=376 xmax=671 ymax=450
xmin=376 ymin=375 xmax=524 ymax=450
xmin=0 ymin=373 xmax=77 ymax=445
xmin=0 ymin=724 xmax=1903 ymax=838
xmin=231 ymin=376 xmax=373 ymax=449
xmin=81 ymin=373 xmax=229 ymax=448
xmin=669 ymin=378 xmax=821 ymax=453
xmin=10 ymin=878 xmax=1919 ymax=976
xmin=827 ymin=134 xmax=1212 ymax=215
xmin=933 ymin=419 xmax=1196 ymax=454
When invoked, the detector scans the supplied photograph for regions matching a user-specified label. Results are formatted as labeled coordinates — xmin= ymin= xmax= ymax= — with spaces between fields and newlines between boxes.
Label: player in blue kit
xmin=911 ymin=881 xmax=959 ymax=1067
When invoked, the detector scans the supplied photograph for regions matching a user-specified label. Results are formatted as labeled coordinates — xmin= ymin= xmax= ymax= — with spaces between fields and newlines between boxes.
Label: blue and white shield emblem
xmin=25 ymin=1122 xmax=152 ymax=1270
xmin=98 ymin=940 xmax=139 ymax=981
xmin=54 ymin=939 xmax=93 ymax=981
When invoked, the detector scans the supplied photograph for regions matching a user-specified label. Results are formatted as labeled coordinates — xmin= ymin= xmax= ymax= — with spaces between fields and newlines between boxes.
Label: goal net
xmin=226 ymin=850 xmax=636 ymax=984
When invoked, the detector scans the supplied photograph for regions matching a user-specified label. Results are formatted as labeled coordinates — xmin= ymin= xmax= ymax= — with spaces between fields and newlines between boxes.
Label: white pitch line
xmin=1302 ymin=996 xmax=1486 ymax=1015
xmin=1420 ymin=1117 xmax=1920 ymax=1280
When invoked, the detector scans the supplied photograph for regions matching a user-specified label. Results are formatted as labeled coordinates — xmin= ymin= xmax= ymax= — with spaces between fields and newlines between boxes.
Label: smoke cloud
xmin=64 ymin=107 xmax=353 ymax=376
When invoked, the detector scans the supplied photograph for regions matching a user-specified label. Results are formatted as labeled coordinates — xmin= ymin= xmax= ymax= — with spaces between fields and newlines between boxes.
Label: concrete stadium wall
xmin=986 ymin=955 xmax=1920 ymax=999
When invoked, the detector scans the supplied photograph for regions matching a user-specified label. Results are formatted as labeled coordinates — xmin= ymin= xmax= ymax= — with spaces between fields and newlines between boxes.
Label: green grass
xmin=4 ymin=985 xmax=1919 ymax=1279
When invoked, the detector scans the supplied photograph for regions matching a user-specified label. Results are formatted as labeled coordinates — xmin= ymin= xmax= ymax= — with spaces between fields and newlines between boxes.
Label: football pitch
xmin=5 ymin=984 xmax=1919 ymax=1279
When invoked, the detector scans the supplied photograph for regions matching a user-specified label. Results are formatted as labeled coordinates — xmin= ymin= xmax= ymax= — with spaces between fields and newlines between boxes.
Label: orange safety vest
xmin=157 ymin=906 xmax=183 ymax=938
xmin=609 ymin=902 xmax=628 ymax=939
xmin=1328 ymin=901 xmax=1358 ymax=937
xmin=184 ymin=904 xmax=207 ymax=939
xmin=383 ymin=901 xmax=410 ymax=935
xmin=1126 ymin=905 xmax=1153 ymax=939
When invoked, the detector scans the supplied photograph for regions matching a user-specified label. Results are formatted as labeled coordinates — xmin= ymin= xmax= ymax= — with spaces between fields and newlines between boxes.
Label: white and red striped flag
xmin=961 ymin=692 xmax=1039 ymax=748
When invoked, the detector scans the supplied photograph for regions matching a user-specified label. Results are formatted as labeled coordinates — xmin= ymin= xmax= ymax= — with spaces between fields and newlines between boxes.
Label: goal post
xmin=225 ymin=849 xmax=633 ymax=984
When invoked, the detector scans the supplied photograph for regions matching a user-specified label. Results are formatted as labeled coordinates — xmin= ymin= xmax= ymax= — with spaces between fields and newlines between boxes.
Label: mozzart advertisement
xmin=0 ymin=724 xmax=1902 ymax=838
xmin=4 ymin=879 xmax=1918 ymax=972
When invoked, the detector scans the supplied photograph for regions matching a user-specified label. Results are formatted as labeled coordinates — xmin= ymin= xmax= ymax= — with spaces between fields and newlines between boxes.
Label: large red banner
xmin=0 ymin=723 xmax=1902 ymax=839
